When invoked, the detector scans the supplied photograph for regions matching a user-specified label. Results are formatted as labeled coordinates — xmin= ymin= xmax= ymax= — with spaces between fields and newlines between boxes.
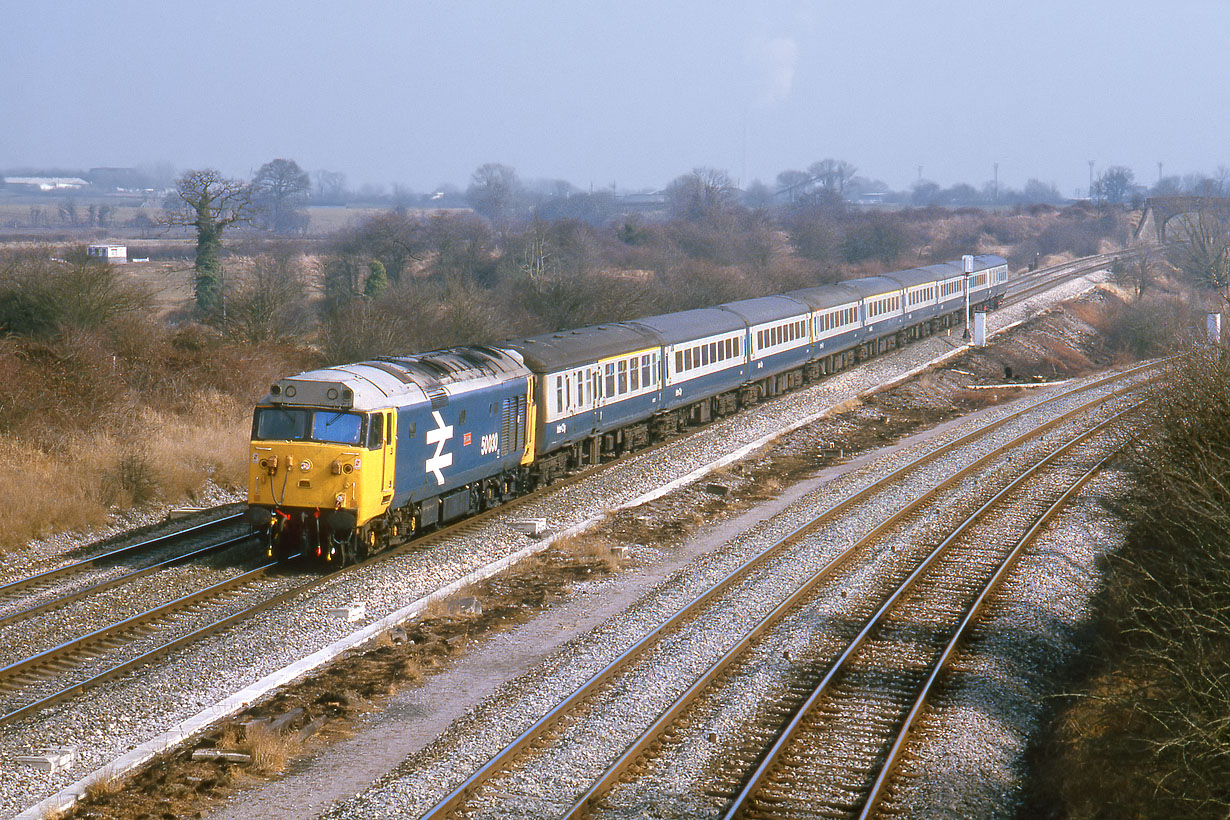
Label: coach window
xmin=701 ymin=344 xmax=709 ymax=366
xmin=629 ymin=359 xmax=639 ymax=391
xmin=617 ymin=359 xmax=627 ymax=394
xmin=604 ymin=363 xmax=615 ymax=398
xmin=641 ymin=355 xmax=652 ymax=385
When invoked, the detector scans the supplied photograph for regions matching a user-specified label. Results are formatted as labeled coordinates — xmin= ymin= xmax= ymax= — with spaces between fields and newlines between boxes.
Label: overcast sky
xmin=5 ymin=1 xmax=1229 ymax=196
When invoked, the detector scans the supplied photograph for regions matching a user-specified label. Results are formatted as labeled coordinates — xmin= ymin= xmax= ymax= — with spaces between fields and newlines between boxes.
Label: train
xmin=246 ymin=254 xmax=1010 ymax=562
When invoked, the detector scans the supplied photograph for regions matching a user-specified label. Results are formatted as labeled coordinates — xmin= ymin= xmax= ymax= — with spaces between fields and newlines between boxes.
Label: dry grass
xmin=553 ymin=532 xmax=623 ymax=571
xmin=0 ymin=393 xmax=250 ymax=551
xmin=82 ymin=770 xmax=123 ymax=802
xmin=242 ymin=723 xmax=296 ymax=775
xmin=952 ymin=388 xmax=1016 ymax=408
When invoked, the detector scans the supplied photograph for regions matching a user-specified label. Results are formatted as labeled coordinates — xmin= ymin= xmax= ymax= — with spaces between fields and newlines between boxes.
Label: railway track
xmin=721 ymin=412 xmax=1129 ymax=820
xmin=0 ymin=513 xmax=244 ymax=615
xmin=412 ymin=362 xmax=1153 ymax=819
xmin=1003 ymin=248 xmax=1148 ymax=307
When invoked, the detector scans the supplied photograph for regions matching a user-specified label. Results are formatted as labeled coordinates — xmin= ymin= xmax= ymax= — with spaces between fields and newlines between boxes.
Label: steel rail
xmin=0 ymin=555 xmax=320 ymax=728
xmin=856 ymin=448 xmax=1120 ymax=820
xmin=724 ymin=404 xmax=1138 ymax=819
xmin=0 ymin=560 xmax=282 ymax=692
xmin=0 ymin=512 xmax=244 ymax=601
xmin=423 ymin=367 xmax=1150 ymax=818
xmin=0 ymin=535 xmax=251 ymax=631
xmin=567 ymin=401 xmax=1141 ymax=819
xmin=1004 ymin=247 xmax=1154 ymax=307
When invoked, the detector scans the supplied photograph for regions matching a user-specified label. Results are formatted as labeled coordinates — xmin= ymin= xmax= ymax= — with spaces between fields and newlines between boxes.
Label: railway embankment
xmin=1024 ymin=347 xmax=1230 ymax=820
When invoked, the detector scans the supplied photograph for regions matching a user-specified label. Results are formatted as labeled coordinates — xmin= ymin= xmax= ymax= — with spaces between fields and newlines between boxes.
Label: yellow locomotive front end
xmin=246 ymin=374 xmax=396 ymax=563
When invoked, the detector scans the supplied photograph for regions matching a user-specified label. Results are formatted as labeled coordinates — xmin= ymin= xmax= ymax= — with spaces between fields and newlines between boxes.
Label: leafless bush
xmin=1042 ymin=347 xmax=1230 ymax=819
xmin=0 ymin=246 xmax=151 ymax=339
xmin=224 ymin=252 xmax=312 ymax=343
xmin=1098 ymin=292 xmax=1202 ymax=359
xmin=101 ymin=451 xmax=160 ymax=506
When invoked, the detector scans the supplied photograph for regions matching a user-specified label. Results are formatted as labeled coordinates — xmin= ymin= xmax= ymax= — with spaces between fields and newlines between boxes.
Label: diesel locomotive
xmin=246 ymin=254 xmax=1009 ymax=562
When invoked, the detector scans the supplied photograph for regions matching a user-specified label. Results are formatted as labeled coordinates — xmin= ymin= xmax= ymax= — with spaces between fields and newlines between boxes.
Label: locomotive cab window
xmin=367 ymin=415 xmax=383 ymax=449
xmin=312 ymin=411 xmax=363 ymax=445
xmin=254 ymin=407 xmax=308 ymax=441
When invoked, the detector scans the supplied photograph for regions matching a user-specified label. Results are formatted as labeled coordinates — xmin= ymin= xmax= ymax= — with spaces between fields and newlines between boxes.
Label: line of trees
xmin=153 ymin=154 xmax=1142 ymax=353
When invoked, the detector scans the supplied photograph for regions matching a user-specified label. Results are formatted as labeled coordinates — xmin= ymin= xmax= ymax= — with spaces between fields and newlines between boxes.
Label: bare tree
xmin=225 ymin=252 xmax=310 ymax=342
xmin=1022 ymin=178 xmax=1064 ymax=204
xmin=1093 ymin=165 xmax=1135 ymax=205
xmin=252 ymin=158 xmax=310 ymax=234
xmin=807 ymin=158 xmax=858 ymax=194
xmin=313 ymin=169 xmax=348 ymax=204
xmin=467 ymin=163 xmax=523 ymax=224
xmin=775 ymin=169 xmax=811 ymax=202
xmin=58 ymin=198 xmax=79 ymax=227
xmin=163 ymin=169 xmax=256 ymax=320
xmin=1111 ymin=249 xmax=1159 ymax=299
xmin=1169 ymin=204 xmax=1230 ymax=296
xmin=665 ymin=167 xmax=737 ymax=223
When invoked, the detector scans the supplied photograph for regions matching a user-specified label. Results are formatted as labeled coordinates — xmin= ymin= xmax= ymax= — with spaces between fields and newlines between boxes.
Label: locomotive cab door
xmin=380 ymin=410 xmax=396 ymax=506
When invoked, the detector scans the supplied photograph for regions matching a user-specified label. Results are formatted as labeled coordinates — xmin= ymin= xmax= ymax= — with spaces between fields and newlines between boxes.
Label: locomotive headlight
xmin=299 ymin=459 xmax=312 ymax=472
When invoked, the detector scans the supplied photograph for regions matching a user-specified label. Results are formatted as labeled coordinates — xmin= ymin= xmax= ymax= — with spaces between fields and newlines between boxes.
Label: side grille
xmin=500 ymin=396 xmax=526 ymax=456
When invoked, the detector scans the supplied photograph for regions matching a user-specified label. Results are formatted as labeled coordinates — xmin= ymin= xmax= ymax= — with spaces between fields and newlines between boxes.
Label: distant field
xmin=0 ymin=199 xmax=406 ymax=239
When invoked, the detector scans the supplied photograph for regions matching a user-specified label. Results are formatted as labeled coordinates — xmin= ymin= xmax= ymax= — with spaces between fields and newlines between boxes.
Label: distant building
xmin=86 ymin=244 xmax=127 ymax=263
xmin=3 ymin=176 xmax=88 ymax=191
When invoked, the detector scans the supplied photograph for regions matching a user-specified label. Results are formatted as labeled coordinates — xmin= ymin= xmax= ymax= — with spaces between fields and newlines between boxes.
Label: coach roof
xmin=626 ymin=307 xmax=745 ymax=345
xmin=503 ymin=323 xmax=660 ymax=372
xmin=719 ymin=294 xmax=810 ymax=326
